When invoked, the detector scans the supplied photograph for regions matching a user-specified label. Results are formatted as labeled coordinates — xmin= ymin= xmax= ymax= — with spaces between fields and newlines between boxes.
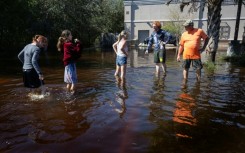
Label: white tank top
xmin=117 ymin=40 xmax=128 ymax=57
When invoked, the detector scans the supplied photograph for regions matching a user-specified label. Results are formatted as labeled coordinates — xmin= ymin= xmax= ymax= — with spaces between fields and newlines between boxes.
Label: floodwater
xmin=0 ymin=46 xmax=245 ymax=153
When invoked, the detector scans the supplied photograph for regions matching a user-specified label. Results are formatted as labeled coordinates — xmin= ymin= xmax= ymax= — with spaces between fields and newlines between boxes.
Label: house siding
xmin=124 ymin=0 xmax=245 ymax=43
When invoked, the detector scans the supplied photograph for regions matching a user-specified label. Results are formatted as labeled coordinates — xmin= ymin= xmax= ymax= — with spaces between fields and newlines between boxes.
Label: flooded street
xmin=0 ymin=47 xmax=245 ymax=153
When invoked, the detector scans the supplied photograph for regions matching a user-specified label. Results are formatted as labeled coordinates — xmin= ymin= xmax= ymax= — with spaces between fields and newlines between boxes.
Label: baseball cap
xmin=183 ymin=19 xmax=194 ymax=26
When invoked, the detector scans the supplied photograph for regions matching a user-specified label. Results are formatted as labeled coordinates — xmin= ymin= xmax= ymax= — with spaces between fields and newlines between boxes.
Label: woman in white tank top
xmin=112 ymin=30 xmax=128 ymax=79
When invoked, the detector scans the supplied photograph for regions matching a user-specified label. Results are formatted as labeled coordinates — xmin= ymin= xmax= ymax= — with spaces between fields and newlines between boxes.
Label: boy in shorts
xmin=145 ymin=21 xmax=170 ymax=77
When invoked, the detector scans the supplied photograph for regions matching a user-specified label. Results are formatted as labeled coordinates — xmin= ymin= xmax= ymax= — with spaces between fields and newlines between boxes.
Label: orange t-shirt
xmin=179 ymin=28 xmax=208 ymax=59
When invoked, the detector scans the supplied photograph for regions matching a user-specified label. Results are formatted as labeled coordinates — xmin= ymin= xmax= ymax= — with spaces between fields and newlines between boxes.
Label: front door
xmin=138 ymin=30 xmax=149 ymax=44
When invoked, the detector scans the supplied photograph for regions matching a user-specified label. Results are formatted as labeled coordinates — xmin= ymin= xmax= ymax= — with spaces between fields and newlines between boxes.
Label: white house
xmin=124 ymin=0 xmax=245 ymax=44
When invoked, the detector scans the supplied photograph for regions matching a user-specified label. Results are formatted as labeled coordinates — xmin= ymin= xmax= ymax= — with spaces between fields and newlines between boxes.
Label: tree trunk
xmin=227 ymin=0 xmax=243 ymax=57
xmin=206 ymin=0 xmax=223 ymax=62
xmin=234 ymin=0 xmax=242 ymax=41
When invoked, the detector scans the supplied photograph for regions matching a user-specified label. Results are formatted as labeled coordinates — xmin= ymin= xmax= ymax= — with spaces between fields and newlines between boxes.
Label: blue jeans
xmin=23 ymin=68 xmax=44 ymax=88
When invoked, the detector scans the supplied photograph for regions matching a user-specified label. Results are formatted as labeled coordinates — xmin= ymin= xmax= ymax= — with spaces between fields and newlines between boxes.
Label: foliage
xmin=161 ymin=6 xmax=187 ymax=45
xmin=93 ymin=0 xmax=124 ymax=33
xmin=203 ymin=60 xmax=216 ymax=72
xmin=162 ymin=22 xmax=177 ymax=34
xmin=0 ymin=0 xmax=31 ymax=52
xmin=0 ymin=0 xmax=124 ymax=56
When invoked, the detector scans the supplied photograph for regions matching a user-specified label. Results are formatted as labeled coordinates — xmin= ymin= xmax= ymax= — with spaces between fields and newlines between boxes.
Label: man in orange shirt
xmin=177 ymin=19 xmax=209 ymax=81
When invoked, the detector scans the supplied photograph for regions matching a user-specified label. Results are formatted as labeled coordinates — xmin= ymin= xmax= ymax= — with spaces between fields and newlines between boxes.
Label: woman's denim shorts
xmin=116 ymin=56 xmax=127 ymax=66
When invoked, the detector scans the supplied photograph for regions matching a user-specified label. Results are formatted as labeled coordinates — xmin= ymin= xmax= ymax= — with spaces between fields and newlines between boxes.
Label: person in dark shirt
xmin=145 ymin=21 xmax=170 ymax=77
xmin=18 ymin=35 xmax=48 ymax=88
xmin=57 ymin=29 xmax=82 ymax=94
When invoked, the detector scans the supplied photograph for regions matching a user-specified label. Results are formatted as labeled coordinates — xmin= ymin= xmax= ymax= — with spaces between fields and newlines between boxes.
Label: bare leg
xmin=114 ymin=65 xmax=120 ymax=76
xmin=155 ymin=63 xmax=160 ymax=77
xmin=120 ymin=65 xmax=126 ymax=79
xmin=181 ymin=78 xmax=188 ymax=89
xmin=71 ymin=84 xmax=76 ymax=92
xmin=161 ymin=63 xmax=167 ymax=75
xmin=30 ymin=88 xmax=35 ymax=94
xmin=121 ymin=77 xmax=126 ymax=88
xmin=196 ymin=69 xmax=201 ymax=81
xmin=66 ymin=83 xmax=71 ymax=92
xmin=183 ymin=68 xmax=189 ymax=80
xmin=115 ymin=75 xmax=121 ymax=86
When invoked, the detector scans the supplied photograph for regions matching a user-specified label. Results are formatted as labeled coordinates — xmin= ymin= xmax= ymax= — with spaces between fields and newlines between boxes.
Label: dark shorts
xmin=23 ymin=69 xmax=44 ymax=88
xmin=182 ymin=59 xmax=203 ymax=70
xmin=154 ymin=49 xmax=166 ymax=63
xmin=116 ymin=56 xmax=127 ymax=66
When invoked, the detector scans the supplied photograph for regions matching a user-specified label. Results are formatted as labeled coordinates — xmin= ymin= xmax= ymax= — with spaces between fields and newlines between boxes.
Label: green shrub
xmin=203 ymin=61 xmax=216 ymax=73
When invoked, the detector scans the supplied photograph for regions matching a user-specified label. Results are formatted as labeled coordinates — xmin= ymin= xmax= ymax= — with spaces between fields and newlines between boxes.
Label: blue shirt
xmin=18 ymin=44 xmax=42 ymax=74
xmin=147 ymin=29 xmax=170 ymax=51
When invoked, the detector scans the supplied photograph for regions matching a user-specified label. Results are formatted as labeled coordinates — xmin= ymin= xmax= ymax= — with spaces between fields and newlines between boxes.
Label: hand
xmin=74 ymin=38 xmax=79 ymax=43
xmin=161 ymin=41 xmax=166 ymax=45
xmin=177 ymin=55 xmax=181 ymax=62
xmin=145 ymin=50 xmax=148 ymax=54
xmin=39 ymin=74 xmax=44 ymax=80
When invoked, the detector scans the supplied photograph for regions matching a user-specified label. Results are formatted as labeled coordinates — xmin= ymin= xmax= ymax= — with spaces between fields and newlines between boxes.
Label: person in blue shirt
xmin=145 ymin=21 xmax=170 ymax=77
xmin=18 ymin=35 xmax=48 ymax=88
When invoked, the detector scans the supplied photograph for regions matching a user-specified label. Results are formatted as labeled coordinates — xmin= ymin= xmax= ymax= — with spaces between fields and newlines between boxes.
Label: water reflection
xmin=0 ymin=85 xmax=92 ymax=151
xmin=114 ymin=76 xmax=128 ymax=118
xmin=0 ymin=48 xmax=245 ymax=153
xmin=173 ymin=82 xmax=200 ymax=139
xmin=150 ymin=76 xmax=166 ymax=107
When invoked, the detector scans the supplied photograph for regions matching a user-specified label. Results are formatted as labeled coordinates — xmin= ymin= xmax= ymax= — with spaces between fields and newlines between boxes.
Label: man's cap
xmin=183 ymin=19 xmax=194 ymax=26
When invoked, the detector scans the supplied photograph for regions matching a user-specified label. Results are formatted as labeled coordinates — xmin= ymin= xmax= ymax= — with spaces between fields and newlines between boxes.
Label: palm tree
xmin=234 ymin=0 xmax=243 ymax=42
xmin=166 ymin=0 xmax=223 ymax=62
xmin=206 ymin=0 xmax=223 ymax=62
xmin=229 ymin=0 xmax=243 ymax=56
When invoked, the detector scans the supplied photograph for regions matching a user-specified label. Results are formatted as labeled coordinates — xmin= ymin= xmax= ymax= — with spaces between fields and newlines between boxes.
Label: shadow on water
xmin=0 ymin=47 xmax=245 ymax=153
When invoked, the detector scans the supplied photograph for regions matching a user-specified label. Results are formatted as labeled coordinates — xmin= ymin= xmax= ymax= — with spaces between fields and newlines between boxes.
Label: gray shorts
xmin=182 ymin=59 xmax=203 ymax=70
